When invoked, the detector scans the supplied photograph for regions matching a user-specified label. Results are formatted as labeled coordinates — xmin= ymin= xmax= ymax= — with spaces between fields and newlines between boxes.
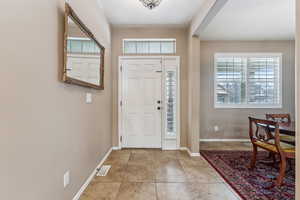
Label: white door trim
xmin=118 ymin=56 xmax=180 ymax=150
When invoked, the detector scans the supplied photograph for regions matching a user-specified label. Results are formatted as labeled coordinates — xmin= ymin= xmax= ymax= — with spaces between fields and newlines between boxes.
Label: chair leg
xmin=276 ymin=156 xmax=287 ymax=187
xmin=250 ymin=145 xmax=257 ymax=169
xmin=287 ymin=159 xmax=293 ymax=171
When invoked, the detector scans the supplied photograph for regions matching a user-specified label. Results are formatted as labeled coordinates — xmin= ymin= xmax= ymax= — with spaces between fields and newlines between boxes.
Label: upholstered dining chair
xmin=265 ymin=113 xmax=295 ymax=145
xmin=266 ymin=113 xmax=291 ymax=123
xmin=248 ymin=117 xmax=295 ymax=186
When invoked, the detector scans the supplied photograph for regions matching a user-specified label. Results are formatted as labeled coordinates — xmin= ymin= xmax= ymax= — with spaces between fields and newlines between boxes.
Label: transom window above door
xmin=214 ymin=53 xmax=282 ymax=108
xmin=123 ymin=39 xmax=176 ymax=54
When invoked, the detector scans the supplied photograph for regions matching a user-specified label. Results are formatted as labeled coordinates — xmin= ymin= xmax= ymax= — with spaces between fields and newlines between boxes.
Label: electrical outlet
xmin=214 ymin=126 xmax=219 ymax=132
xmin=63 ymin=171 xmax=70 ymax=188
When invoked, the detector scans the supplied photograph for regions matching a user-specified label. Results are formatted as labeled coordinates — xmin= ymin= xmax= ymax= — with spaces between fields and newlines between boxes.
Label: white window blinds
xmin=215 ymin=53 xmax=282 ymax=108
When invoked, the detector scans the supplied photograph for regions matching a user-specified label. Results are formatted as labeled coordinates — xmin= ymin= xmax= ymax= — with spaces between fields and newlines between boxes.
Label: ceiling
xmin=200 ymin=0 xmax=295 ymax=40
xmin=99 ymin=0 xmax=205 ymax=27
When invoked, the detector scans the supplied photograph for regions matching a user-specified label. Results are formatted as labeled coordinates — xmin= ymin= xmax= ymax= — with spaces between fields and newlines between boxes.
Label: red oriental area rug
xmin=201 ymin=150 xmax=295 ymax=200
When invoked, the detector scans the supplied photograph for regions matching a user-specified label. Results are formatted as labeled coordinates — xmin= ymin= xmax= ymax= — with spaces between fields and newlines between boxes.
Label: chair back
xmin=248 ymin=117 xmax=282 ymax=153
xmin=266 ymin=113 xmax=291 ymax=123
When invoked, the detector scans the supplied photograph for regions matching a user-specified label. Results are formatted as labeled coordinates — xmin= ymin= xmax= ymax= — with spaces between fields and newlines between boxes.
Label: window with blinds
xmin=123 ymin=39 xmax=176 ymax=54
xmin=214 ymin=53 xmax=282 ymax=108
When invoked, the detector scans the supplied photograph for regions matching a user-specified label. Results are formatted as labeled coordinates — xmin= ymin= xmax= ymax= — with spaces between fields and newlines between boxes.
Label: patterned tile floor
xmin=80 ymin=142 xmax=248 ymax=200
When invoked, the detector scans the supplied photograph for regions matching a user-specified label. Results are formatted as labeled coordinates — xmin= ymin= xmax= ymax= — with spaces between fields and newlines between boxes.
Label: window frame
xmin=123 ymin=38 xmax=176 ymax=55
xmin=214 ymin=53 xmax=283 ymax=109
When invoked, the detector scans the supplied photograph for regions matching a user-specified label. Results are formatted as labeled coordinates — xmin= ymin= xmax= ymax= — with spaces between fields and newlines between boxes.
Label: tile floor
xmin=80 ymin=143 xmax=248 ymax=200
xmin=200 ymin=141 xmax=252 ymax=151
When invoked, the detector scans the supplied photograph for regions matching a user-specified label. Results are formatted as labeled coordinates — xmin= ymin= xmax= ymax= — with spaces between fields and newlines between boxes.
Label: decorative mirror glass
xmin=63 ymin=4 xmax=105 ymax=90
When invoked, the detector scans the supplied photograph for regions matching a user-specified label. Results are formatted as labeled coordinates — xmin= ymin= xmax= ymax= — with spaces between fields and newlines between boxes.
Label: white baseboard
xmin=72 ymin=147 xmax=113 ymax=200
xmin=200 ymin=139 xmax=250 ymax=142
xmin=162 ymin=146 xmax=181 ymax=150
xmin=163 ymin=148 xmax=179 ymax=150
xmin=113 ymin=146 xmax=182 ymax=151
xmin=179 ymin=147 xmax=200 ymax=157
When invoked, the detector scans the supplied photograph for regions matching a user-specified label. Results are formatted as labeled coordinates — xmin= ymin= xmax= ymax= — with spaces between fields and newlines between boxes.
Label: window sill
xmin=214 ymin=105 xmax=283 ymax=109
xmin=165 ymin=136 xmax=177 ymax=140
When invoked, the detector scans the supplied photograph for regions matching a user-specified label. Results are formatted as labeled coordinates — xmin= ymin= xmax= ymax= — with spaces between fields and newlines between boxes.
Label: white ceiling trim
xmin=189 ymin=0 xmax=217 ymax=36
xmin=195 ymin=0 xmax=228 ymax=35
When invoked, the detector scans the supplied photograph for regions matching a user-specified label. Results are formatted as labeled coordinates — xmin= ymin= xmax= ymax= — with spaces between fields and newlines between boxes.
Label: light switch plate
xmin=86 ymin=93 xmax=92 ymax=104
xmin=63 ymin=171 xmax=70 ymax=188
xmin=214 ymin=126 xmax=219 ymax=132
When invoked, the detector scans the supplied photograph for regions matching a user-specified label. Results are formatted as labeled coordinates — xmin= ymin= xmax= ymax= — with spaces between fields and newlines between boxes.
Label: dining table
xmin=271 ymin=121 xmax=295 ymax=136
xmin=272 ymin=122 xmax=295 ymax=146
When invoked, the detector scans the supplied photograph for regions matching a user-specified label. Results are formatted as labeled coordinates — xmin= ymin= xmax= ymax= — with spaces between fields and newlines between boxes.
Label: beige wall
xmin=111 ymin=27 xmax=189 ymax=147
xmin=0 ymin=0 xmax=112 ymax=199
xmin=200 ymin=40 xmax=295 ymax=139
xmin=68 ymin=24 xmax=86 ymax=38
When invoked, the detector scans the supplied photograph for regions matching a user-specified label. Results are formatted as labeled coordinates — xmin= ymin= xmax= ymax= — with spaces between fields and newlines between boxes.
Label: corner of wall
xmin=187 ymin=35 xmax=201 ymax=153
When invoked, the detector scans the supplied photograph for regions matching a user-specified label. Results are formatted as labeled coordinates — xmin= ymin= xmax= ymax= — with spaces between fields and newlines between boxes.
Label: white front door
xmin=122 ymin=59 xmax=162 ymax=148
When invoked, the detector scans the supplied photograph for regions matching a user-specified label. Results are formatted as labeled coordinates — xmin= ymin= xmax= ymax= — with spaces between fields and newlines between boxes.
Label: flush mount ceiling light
xmin=139 ymin=0 xmax=162 ymax=10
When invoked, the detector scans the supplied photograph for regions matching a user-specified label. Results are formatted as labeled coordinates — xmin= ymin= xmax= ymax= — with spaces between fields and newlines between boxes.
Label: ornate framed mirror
xmin=63 ymin=3 xmax=105 ymax=90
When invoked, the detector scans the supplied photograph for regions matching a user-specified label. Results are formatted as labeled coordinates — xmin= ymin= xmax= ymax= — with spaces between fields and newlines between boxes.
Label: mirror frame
xmin=63 ymin=3 xmax=105 ymax=90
